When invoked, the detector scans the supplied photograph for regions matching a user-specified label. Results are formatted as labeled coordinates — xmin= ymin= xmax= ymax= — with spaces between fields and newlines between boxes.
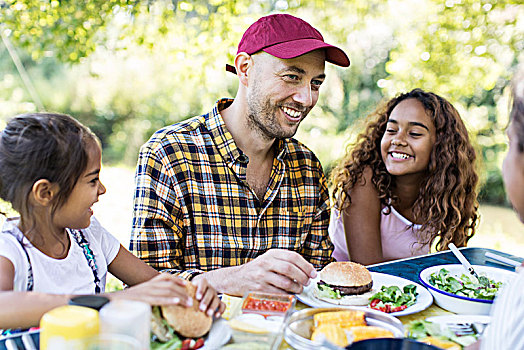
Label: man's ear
xmin=31 ymin=179 xmax=59 ymax=207
xmin=234 ymin=52 xmax=252 ymax=87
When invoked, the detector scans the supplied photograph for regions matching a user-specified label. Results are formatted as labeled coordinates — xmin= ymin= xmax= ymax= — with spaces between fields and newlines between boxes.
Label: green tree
xmin=1 ymin=0 xmax=523 ymax=203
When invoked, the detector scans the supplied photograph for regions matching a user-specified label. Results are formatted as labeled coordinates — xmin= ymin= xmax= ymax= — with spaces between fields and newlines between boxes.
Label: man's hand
xmin=194 ymin=249 xmax=318 ymax=296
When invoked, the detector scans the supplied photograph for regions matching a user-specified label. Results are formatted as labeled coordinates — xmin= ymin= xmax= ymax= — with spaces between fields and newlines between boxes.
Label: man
xmin=131 ymin=13 xmax=350 ymax=296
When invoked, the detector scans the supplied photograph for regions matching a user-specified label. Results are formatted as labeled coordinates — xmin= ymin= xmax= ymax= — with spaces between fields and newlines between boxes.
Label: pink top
xmin=328 ymin=206 xmax=430 ymax=262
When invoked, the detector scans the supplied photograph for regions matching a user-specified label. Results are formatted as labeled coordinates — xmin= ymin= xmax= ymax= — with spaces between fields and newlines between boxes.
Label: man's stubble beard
xmin=246 ymin=80 xmax=301 ymax=141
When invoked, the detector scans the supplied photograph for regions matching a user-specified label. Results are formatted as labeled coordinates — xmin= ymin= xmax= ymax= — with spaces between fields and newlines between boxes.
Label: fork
xmin=471 ymin=322 xmax=487 ymax=336
xmin=447 ymin=323 xmax=476 ymax=336
xmin=447 ymin=322 xmax=487 ymax=336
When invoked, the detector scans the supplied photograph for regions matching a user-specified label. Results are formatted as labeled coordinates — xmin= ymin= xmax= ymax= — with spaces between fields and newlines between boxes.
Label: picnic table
xmin=221 ymin=247 xmax=522 ymax=349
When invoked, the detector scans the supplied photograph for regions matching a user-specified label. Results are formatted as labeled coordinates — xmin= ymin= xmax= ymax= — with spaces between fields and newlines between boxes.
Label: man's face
xmin=502 ymin=121 xmax=524 ymax=222
xmin=245 ymin=50 xmax=326 ymax=140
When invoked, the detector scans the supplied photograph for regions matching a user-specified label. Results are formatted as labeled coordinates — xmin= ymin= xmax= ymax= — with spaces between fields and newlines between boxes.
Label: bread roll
xmin=161 ymin=283 xmax=213 ymax=338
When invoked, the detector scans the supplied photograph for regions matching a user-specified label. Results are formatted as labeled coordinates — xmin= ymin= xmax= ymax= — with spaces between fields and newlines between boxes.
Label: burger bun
xmin=313 ymin=284 xmax=376 ymax=306
xmin=314 ymin=262 xmax=375 ymax=306
xmin=320 ymin=262 xmax=372 ymax=287
xmin=161 ymin=282 xmax=213 ymax=338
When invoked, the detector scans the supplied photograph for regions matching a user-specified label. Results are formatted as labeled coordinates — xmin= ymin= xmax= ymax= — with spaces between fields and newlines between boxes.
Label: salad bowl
xmin=419 ymin=264 xmax=516 ymax=315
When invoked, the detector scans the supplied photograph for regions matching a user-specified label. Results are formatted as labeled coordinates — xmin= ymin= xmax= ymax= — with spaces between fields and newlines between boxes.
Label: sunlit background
xmin=1 ymin=0 xmax=523 ymax=256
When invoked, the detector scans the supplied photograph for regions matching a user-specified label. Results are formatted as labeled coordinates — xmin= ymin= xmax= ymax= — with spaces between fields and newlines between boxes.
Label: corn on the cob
xmin=311 ymin=323 xmax=350 ymax=347
xmin=313 ymin=310 xmax=366 ymax=329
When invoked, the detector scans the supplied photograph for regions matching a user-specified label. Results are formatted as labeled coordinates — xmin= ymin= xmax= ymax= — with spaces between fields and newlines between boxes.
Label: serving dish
xmin=345 ymin=338 xmax=441 ymax=350
xmin=0 ymin=330 xmax=39 ymax=350
xmin=241 ymin=291 xmax=295 ymax=318
xmin=418 ymin=264 xmax=516 ymax=315
xmin=284 ymin=307 xmax=404 ymax=350
xmin=297 ymin=272 xmax=433 ymax=316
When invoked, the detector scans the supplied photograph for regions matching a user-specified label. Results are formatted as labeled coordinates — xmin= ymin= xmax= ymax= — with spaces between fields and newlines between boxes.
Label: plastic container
xmin=228 ymin=292 xmax=296 ymax=346
xmin=69 ymin=295 xmax=110 ymax=311
xmin=99 ymin=300 xmax=151 ymax=350
xmin=241 ymin=292 xmax=296 ymax=318
xmin=39 ymin=305 xmax=99 ymax=350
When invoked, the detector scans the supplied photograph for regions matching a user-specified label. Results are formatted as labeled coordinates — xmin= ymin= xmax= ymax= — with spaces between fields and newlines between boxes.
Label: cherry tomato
xmin=369 ymin=299 xmax=381 ymax=307
xmin=193 ymin=338 xmax=205 ymax=349
xmin=181 ymin=339 xmax=192 ymax=350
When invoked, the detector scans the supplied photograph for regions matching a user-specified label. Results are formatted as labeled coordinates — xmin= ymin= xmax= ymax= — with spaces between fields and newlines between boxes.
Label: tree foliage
xmin=1 ymin=0 xmax=523 ymax=203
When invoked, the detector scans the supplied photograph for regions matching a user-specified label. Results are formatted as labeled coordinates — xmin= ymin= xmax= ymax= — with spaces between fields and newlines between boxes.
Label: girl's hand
xmin=112 ymin=273 xmax=193 ymax=307
xmin=193 ymin=278 xmax=225 ymax=318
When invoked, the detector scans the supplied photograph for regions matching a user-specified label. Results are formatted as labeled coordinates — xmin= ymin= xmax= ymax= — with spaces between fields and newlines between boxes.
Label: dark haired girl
xmin=0 ymin=113 xmax=223 ymax=330
xmin=329 ymin=89 xmax=479 ymax=264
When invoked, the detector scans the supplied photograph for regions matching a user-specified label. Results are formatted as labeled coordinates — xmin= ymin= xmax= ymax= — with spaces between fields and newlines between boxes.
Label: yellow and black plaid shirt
xmin=130 ymin=99 xmax=333 ymax=279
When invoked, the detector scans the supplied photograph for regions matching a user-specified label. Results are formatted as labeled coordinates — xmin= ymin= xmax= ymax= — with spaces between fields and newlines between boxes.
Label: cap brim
xmin=263 ymin=38 xmax=350 ymax=67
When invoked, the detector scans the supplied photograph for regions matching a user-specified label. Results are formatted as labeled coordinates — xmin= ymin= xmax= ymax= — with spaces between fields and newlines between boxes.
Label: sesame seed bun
xmin=161 ymin=282 xmax=213 ymax=338
xmin=320 ymin=262 xmax=372 ymax=287
xmin=314 ymin=262 xmax=375 ymax=306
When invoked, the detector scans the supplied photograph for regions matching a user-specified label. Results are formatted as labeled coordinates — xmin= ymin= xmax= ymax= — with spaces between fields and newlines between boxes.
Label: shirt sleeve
xmin=0 ymin=234 xmax=28 ymax=291
xmin=481 ymin=269 xmax=524 ymax=350
xmin=129 ymin=140 xmax=203 ymax=280
xmin=299 ymin=170 xmax=335 ymax=269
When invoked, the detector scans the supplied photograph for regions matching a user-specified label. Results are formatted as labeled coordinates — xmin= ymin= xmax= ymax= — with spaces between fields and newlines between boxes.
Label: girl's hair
xmin=330 ymin=88 xmax=479 ymax=251
xmin=0 ymin=113 xmax=97 ymax=244
xmin=510 ymin=68 xmax=524 ymax=152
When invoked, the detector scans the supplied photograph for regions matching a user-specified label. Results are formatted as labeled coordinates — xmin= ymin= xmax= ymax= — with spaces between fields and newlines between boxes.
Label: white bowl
xmin=419 ymin=264 xmax=517 ymax=315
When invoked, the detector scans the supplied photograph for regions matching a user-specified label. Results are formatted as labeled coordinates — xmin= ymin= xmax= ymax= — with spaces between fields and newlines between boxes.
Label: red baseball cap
xmin=226 ymin=14 xmax=350 ymax=74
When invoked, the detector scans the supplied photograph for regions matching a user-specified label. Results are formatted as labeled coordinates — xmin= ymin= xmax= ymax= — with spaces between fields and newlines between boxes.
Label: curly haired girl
xmin=329 ymin=88 xmax=479 ymax=264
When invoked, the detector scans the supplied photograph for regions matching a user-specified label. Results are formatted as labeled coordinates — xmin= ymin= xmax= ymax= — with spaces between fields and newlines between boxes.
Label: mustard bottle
xmin=39 ymin=305 xmax=99 ymax=350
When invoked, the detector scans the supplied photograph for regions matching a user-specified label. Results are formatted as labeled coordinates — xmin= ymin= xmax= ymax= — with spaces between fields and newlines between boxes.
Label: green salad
xmin=407 ymin=320 xmax=478 ymax=347
xmin=428 ymin=268 xmax=504 ymax=300
xmin=368 ymin=284 xmax=418 ymax=313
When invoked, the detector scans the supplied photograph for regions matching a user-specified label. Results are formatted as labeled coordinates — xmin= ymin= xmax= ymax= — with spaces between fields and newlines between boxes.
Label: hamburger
xmin=314 ymin=262 xmax=375 ymax=306
xmin=151 ymin=282 xmax=213 ymax=341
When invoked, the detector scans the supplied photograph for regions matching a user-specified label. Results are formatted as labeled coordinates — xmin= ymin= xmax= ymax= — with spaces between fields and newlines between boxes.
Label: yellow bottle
xmin=40 ymin=305 xmax=99 ymax=350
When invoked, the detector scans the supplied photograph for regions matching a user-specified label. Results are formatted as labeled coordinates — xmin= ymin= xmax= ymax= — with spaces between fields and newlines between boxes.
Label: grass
xmin=95 ymin=165 xmax=524 ymax=258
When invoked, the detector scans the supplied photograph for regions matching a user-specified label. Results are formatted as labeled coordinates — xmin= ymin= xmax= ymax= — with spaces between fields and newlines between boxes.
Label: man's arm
xmin=192 ymin=249 xmax=318 ymax=296
xmin=130 ymin=141 xmax=202 ymax=280
xmin=193 ymin=170 xmax=330 ymax=296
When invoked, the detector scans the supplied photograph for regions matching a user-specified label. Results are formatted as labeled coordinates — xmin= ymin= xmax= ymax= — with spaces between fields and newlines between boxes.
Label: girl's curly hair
xmin=330 ymin=88 xmax=479 ymax=251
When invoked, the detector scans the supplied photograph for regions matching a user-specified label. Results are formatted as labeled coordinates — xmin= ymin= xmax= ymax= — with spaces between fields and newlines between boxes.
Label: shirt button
xmin=238 ymin=154 xmax=249 ymax=163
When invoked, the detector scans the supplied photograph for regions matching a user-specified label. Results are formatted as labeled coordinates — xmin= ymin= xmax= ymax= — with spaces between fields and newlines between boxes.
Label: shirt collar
xmin=205 ymin=98 xmax=289 ymax=165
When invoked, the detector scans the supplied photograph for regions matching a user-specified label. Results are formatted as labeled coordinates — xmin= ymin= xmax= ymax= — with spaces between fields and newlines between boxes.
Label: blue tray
xmin=367 ymin=247 xmax=523 ymax=283
xmin=0 ymin=331 xmax=39 ymax=350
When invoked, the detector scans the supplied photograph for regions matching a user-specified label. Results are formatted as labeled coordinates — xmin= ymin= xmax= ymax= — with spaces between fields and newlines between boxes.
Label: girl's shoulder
xmin=350 ymin=166 xmax=378 ymax=193
xmin=0 ymin=218 xmax=27 ymax=264
xmin=0 ymin=217 xmax=24 ymax=241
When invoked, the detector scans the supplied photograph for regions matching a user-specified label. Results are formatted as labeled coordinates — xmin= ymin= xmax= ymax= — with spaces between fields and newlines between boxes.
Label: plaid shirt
xmin=130 ymin=99 xmax=333 ymax=280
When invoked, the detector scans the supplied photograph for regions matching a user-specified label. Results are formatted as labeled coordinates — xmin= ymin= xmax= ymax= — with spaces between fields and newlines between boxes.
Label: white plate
xmin=297 ymin=272 xmax=433 ymax=316
xmin=201 ymin=318 xmax=232 ymax=350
